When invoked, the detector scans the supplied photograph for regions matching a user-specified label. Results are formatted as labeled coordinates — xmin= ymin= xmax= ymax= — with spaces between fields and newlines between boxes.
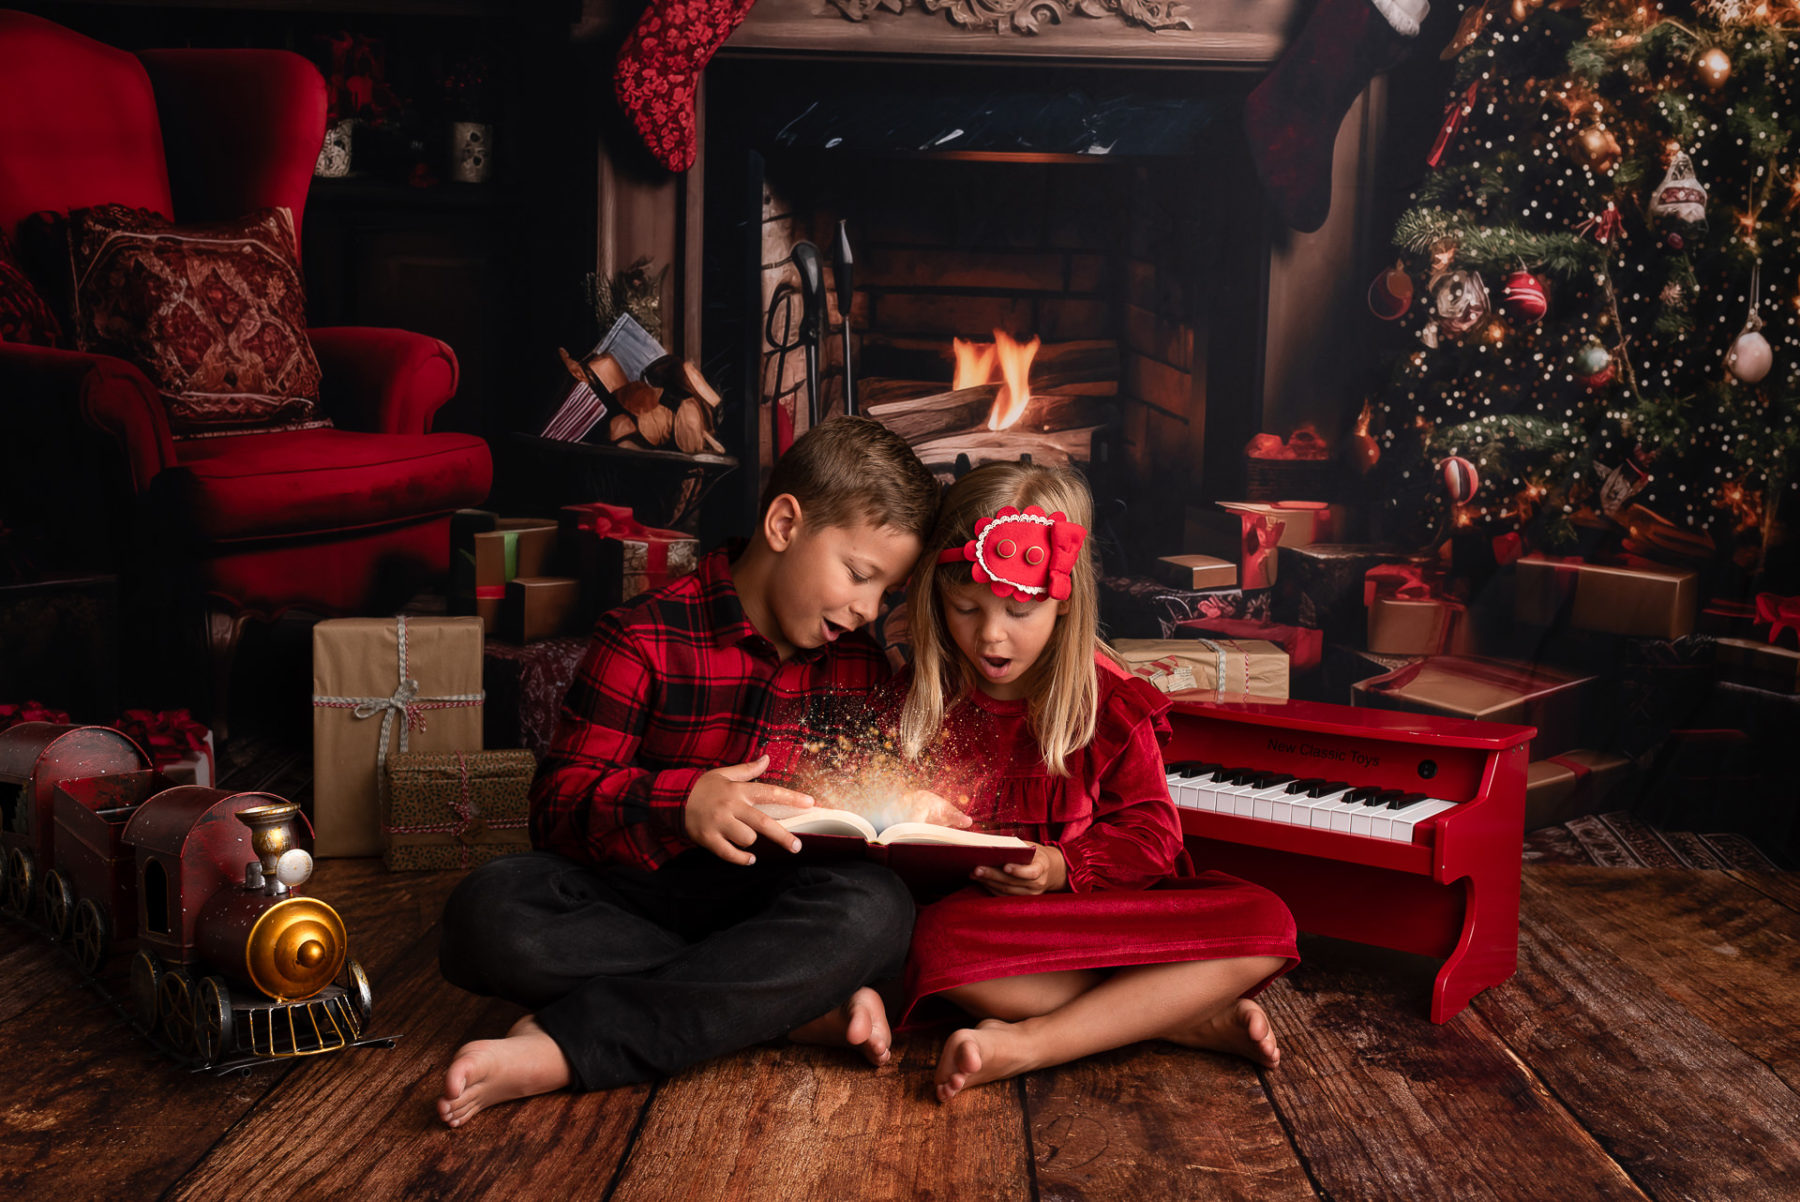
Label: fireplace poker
xmin=789 ymin=240 xmax=825 ymax=426
xmin=764 ymin=281 xmax=800 ymax=458
xmin=832 ymin=220 xmax=855 ymax=416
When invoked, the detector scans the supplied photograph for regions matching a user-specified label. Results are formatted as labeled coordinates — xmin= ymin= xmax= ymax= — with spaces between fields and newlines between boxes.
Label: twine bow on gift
xmin=381 ymin=751 xmax=527 ymax=869
xmin=312 ymin=615 xmax=485 ymax=802
xmin=1756 ymin=593 xmax=1799 ymax=647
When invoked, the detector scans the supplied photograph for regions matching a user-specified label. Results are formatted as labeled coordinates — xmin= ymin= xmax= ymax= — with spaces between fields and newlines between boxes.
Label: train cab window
xmin=143 ymin=860 xmax=170 ymax=934
xmin=1 ymin=783 xmax=23 ymax=834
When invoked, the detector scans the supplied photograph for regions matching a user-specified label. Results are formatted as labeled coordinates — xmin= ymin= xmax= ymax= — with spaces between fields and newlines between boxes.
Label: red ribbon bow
xmin=1756 ymin=593 xmax=1800 ymax=646
xmin=939 ymin=504 xmax=1088 ymax=603
xmin=1238 ymin=514 xmax=1284 ymax=591
xmin=1575 ymin=202 xmax=1625 ymax=246
xmin=1363 ymin=563 xmax=1438 ymax=606
xmin=1428 ymin=81 xmax=1481 ymax=169
xmin=112 ymin=708 xmax=210 ymax=770
xmin=0 ymin=701 xmax=71 ymax=732
xmin=565 ymin=502 xmax=689 ymax=576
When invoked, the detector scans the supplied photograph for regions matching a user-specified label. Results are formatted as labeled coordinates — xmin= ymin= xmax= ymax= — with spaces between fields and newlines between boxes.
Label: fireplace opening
xmin=703 ymin=58 xmax=1273 ymax=564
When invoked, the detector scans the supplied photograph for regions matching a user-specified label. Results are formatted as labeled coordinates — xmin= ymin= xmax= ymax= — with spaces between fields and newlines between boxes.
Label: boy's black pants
xmin=438 ymin=849 xmax=915 ymax=1091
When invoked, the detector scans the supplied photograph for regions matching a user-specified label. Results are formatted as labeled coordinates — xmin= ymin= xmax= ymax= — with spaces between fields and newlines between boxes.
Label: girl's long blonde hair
xmin=900 ymin=462 xmax=1103 ymax=777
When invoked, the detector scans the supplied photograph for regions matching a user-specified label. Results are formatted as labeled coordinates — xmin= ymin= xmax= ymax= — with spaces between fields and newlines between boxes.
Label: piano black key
xmin=1285 ymin=778 xmax=1327 ymax=794
xmin=1386 ymin=791 xmax=1430 ymax=810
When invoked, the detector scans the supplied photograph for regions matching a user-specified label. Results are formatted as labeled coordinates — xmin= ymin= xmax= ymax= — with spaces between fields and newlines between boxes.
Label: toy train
xmin=0 ymin=722 xmax=378 ymax=1069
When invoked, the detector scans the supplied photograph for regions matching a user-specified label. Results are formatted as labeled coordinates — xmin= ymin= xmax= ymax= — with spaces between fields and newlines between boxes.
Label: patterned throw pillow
xmin=0 ymin=227 xmax=62 ymax=347
xmin=66 ymin=205 xmax=328 ymax=437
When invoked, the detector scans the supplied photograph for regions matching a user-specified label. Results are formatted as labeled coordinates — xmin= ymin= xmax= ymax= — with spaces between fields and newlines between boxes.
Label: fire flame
xmin=950 ymin=330 xmax=1041 ymax=431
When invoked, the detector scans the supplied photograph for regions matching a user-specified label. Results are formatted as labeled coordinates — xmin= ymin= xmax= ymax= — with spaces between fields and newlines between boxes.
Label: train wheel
xmin=42 ymin=870 xmax=73 ymax=941
xmin=131 ymin=950 xmax=164 ymax=1032
xmin=3 ymin=848 xmax=33 ymax=917
xmin=72 ymin=898 xmax=109 ymax=976
xmin=344 ymin=958 xmax=373 ymax=1028
xmin=160 ymin=970 xmax=197 ymax=1056
xmin=195 ymin=977 xmax=235 ymax=1065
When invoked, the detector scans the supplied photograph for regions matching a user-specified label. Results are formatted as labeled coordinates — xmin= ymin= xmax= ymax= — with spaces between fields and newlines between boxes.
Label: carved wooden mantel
xmin=722 ymin=0 xmax=1303 ymax=66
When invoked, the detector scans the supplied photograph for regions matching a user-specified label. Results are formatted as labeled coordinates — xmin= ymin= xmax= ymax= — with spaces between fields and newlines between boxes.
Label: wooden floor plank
xmin=0 ymin=919 xmax=66 ymax=1025
xmin=1521 ymin=866 xmax=1800 ymax=1092
xmin=611 ymin=1034 xmax=1034 ymax=1201
xmin=1476 ymin=868 xmax=1800 ymax=1201
xmin=165 ymin=928 xmax=654 ymax=1201
xmin=1256 ymin=937 xmax=1646 ymax=1201
xmin=1024 ymin=1042 xmax=1312 ymax=1202
xmin=1728 ymin=868 xmax=1800 ymax=915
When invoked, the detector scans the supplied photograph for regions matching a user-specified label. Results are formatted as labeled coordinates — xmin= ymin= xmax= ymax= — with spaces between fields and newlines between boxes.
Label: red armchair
xmin=0 ymin=11 xmax=493 ymax=731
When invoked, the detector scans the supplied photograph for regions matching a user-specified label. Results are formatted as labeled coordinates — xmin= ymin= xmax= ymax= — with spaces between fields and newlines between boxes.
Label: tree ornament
xmin=1500 ymin=269 xmax=1548 ymax=323
xmin=1726 ymin=260 xmax=1773 ymax=385
xmin=1694 ymin=47 xmax=1732 ymax=90
xmin=1367 ymin=260 xmax=1415 ymax=320
xmin=1348 ymin=401 xmax=1381 ymax=474
xmin=1571 ymin=124 xmax=1622 ymax=173
xmin=1574 ymin=343 xmax=1614 ymax=387
xmin=1428 ymin=81 xmax=1481 ymax=169
xmin=1419 ymin=269 xmax=1490 ymax=348
xmin=1510 ymin=0 xmax=1545 ymax=20
xmin=1441 ymin=456 xmax=1480 ymax=504
xmin=1595 ymin=459 xmax=1650 ymax=521
xmin=1648 ymin=151 xmax=1708 ymax=248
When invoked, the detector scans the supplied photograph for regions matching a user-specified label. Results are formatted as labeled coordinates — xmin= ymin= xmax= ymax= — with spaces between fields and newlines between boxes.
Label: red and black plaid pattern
xmin=530 ymin=548 xmax=892 ymax=869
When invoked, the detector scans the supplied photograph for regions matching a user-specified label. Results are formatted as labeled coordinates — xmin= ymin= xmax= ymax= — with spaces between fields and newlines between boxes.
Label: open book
xmin=757 ymin=804 xmax=1033 ymax=891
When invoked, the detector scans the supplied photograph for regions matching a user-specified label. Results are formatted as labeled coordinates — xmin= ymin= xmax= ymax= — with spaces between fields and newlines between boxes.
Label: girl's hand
xmin=972 ymin=842 xmax=1067 ymax=896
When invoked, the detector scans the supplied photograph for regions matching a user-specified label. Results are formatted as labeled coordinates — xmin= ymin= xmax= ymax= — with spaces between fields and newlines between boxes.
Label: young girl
xmin=894 ymin=462 xmax=1300 ymax=1102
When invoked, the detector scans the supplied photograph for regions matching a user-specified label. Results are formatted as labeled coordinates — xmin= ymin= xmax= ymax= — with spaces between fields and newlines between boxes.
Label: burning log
xmin=865 ymin=388 xmax=1109 ymax=444
xmin=860 ymin=336 xmax=1121 ymax=392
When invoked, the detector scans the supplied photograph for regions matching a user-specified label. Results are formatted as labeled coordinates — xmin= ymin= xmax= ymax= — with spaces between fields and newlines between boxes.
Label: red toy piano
xmin=1164 ymin=696 xmax=1534 ymax=1023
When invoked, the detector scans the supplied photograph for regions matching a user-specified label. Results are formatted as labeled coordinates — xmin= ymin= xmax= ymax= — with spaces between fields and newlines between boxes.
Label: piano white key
xmin=1195 ymin=768 xmax=1248 ymax=813
xmin=1273 ymin=783 xmax=1349 ymax=825
xmin=1241 ymin=776 xmax=1298 ymax=819
xmin=1312 ymin=787 xmax=1380 ymax=831
xmin=1372 ymin=798 xmax=1458 ymax=841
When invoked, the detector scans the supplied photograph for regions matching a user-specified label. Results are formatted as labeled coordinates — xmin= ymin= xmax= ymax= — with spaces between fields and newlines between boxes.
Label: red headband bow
xmin=937 ymin=504 xmax=1087 ymax=602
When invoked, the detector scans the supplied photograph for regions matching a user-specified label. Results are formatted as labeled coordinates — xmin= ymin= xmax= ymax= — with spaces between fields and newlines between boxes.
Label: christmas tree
xmin=1366 ymin=0 xmax=1798 ymax=585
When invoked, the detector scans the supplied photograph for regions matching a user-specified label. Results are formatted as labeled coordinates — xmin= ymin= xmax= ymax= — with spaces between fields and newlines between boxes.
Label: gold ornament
xmin=1573 ymin=124 xmax=1622 ymax=173
xmin=1695 ymin=47 xmax=1733 ymax=89
xmin=1510 ymin=0 xmax=1546 ymax=20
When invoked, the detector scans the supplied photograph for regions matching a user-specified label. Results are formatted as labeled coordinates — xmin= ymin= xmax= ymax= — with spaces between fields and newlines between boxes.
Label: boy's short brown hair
xmin=759 ymin=415 xmax=939 ymax=540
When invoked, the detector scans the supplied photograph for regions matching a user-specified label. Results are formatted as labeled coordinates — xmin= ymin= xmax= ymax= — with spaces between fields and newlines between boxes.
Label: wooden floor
xmin=6 ymin=742 xmax=1800 ymax=1199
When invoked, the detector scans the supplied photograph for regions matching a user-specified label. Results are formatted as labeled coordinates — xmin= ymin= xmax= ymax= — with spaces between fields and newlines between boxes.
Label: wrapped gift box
xmin=1100 ymin=576 xmax=1270 ymax=641
xmin=1154 ymin=554 xmax=1237 ymax=591
xmin=503 ymin=576 xmax=584 ymax=643
xmin=1367 ymin=596 xmax=1473 ymax=656
xmin=312 ymin=616 xmax=485 ymax=857
xmin=1216 ymin=501 xmax=1345 ymax=547
xmin=1297 ymin=644 xmax=1422 ymax=706
xmin=1525 ymin=749 xmax=1634 ymax=831
xmin=382 ymin=748 xmax=536 ymax=871
xmin=453 ymin=516 xmax=559 ymax=631
xmin=1114 ymin=637 xmax=1290 ymax=700
xmin=561 ymin=502 xmax=699 ymax=619
xmin=110 ymin=708 xmax=215 ymax=788
xmin=1351 ymin=655 xmax=1593 ymax=758
xmin=1170 ymin=617 xmax=1322 ymax=674
xmin=484 ymin=634 xmax=588 ymax=758
xmin=1514 ymin=554 xmax=1697 ymax=640
xmin=1715 ymin=637 xmax=1800 ymax=694
xmin=1275 ymin=544 xmax=1424 ymax=643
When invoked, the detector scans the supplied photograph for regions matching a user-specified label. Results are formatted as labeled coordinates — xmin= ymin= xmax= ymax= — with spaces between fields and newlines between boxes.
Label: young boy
xmin=436 ymin=417 xmax=940 ymax=1127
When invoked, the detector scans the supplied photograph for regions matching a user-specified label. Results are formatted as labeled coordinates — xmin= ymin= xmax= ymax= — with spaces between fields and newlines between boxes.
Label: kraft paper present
xmin=455 ymin=518 xmax=559 ymax=632
xmin=1113 ymin=637 xmax=1290 ymax=700
xmin=1216 ymin=501 xmax=1345 ymax=547
xmin=311 ymin=615 xmax=485 ymax=857
xmin=1514 ymin=554 xmax=1697 ymax=640
xmin=503 ymin=576 xmax=584 ymax=643
xmin=1351 ymin=655 xmax=1592 ymax=757
xmin=382 ymin=748 xmax=535 ymax=871
xmin=1524 ymin=749 xmax=1634 ymax=831
xmin=1155 ymin=554 xmax=1237 ymax=591
xmin=1367 ymin=595 xmax=1474 ymax=656
xmin=1715 ymin=637 xmax=1800 ymax=694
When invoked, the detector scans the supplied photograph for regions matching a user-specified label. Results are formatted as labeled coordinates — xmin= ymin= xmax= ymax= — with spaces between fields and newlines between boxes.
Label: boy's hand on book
xmin=900 ymin=789 xmax=973 ymax=830
xmin=686 ymin=754 xmax=814 ymax=865
xmin=972 ymin=843 xmax=1067 ymax=896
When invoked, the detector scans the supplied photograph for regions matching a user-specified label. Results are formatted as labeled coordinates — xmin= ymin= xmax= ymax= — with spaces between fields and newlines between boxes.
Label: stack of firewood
xmin=559 ymin=349 xmax=727 ymax=455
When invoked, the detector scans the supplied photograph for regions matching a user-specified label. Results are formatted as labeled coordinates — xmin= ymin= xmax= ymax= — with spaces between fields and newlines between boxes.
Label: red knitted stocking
xmin=614 ymin=0 xmax=759 ymax=172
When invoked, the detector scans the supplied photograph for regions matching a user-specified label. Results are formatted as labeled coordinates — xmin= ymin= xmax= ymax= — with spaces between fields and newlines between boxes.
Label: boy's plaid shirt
xmin=529 ymin=548 xmax=891 ymax=869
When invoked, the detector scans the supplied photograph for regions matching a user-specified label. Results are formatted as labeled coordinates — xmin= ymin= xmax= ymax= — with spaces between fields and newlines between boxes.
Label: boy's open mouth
xmin=822 ymin=617 xmax=848 ymax=643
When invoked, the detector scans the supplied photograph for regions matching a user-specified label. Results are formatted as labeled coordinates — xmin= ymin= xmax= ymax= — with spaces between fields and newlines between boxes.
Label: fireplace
xmin=694 ymin=0 xmax=1385 ymax=562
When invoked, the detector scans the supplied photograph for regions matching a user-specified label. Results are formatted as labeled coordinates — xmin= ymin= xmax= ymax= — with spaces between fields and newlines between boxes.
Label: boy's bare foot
xmin=1177 ymin=997 xmax=1281 ymax=1069
xmin=788 ymin=985 xmax=893 ymax=1067
xmin=437 ymin=1014 xmax=573 ymax=1128
xmin=934 ymin=1018 xmax=1039 ymax=1103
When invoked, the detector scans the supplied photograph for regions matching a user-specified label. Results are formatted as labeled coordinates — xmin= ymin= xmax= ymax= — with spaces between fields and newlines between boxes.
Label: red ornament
xmin=1367 ymin=262 xmax=1415 ymax=321
xmin=1500 ymin=270 xmax=1547 ymax=323
xmin=1348 ymin=433 xmax=1381 ymax=475
xmin=1441 ymin=456 xmax=1480 ymax=504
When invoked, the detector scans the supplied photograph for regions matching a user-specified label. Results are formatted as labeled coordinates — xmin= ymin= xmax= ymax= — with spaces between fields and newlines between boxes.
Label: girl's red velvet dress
xmin=895 ymin=657 xmax=1299 ymax=1029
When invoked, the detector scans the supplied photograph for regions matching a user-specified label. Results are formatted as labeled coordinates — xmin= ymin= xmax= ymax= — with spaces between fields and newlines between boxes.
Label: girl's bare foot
xmin=934 ymin=1018 xmax=1040 ymax=1103
xmin=1176 ymin=998 xmax=1281 ymax=1069
xmin=437 ymin=1014 xmax=573 ymax=1128
xmin=788 ymin=986 xmax=893 ymax=1067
